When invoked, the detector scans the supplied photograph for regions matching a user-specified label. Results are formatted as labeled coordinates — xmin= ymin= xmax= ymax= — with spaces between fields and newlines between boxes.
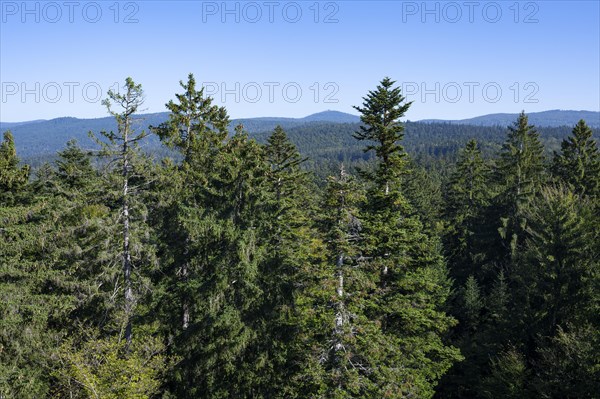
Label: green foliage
xmin=168 ymin=130 xmax=272 ymax=398
xmin=353 ymin=76 xmax=412 ymax=192
xmin=495 ymin=111 xmax=546 ymax=258
xmin=0 ymin=202 xmax=56 ymax=398
xmin=297 ymin=165 xmax=375 ymax=397
xmin=152 ymin=73 xmax=229 ymax=164
xmin=462 ymin=276 xmax=483 ymax=329
xmin=552 ymin=119 xmax=599 ymax=197
xmin=89 ymin=77 xmax=158 ymax=349
xmin=54 ymin=139 xmax=96 ymax=194
xmin=521 ymin=185 xmax=598 ymax=332
xmin=349 ymin=78 xmax=461 ymax=398
xmin=481 ymin=347 xmax=528 ymax=399
xmin=532 ymin=324 xmax=600 ymax=398
xmin=0 ymin=130 xmax=30 ymax=203
xmin=258 ymin=125 xmax=316 ymax=396
xmin=437 ymin=115 xmax=600 ymax=399
xmin=52 ymin=331 xmax=165 ymax=398
xmin=443 ymin=139 xmax=492 ymax=284
xmin=2 ymin=75 xmax=599 ymax=399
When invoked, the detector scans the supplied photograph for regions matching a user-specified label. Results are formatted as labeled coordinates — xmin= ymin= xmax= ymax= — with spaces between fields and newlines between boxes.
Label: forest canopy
xmin=1 ymin=75 xmax=598 ymax=399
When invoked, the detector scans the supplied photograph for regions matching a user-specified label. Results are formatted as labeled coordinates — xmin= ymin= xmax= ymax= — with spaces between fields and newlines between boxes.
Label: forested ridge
xmin=1 ymin=76 xmax=598 ymax=398
xmin=12 ymin=116 xmax=598 ymax=175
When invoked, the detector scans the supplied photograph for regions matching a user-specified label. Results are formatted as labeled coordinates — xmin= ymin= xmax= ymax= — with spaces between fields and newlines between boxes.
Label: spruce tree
xmin=0 ymin=131 xmax=30 ymax=204
xmin=45 ymin=140 xmax=115 ymax=331
xmin=521 ymin=185 xmax=599 ymax=336
xmin=151 ymin=76 xmax=277 ymax=398
xmin=153 ymin=73 xmax=229 ymax=166
xmin=552 ymin=119 xmax=599 ymax=198
xmin=151 ymin=73 xmax=230 ymax=334
xmin=0 ymin=138 xmax=50 ymax=397
xmin=495 ymin=111 xmax=545 ymax=259
xmin=293 ymin=164 xmax=391 ymax=398
xmin=443 ymin=139 xmax=491 ymax=284
xmin=317 ymin=165 xmax=376 ymax=397
xmin=89 ymin=77 xmax=155 ymax=349
xmin=168 ymin=126 xmax=271 ymax=398
xmin=154 ymin=86 xmax=274 ymax=396
xmin=54 ymin=139 xmax=96 ymax=195
xmin=258 ymin=125 xmax=314 ymax=395
xmin=351 ymin=77 xmax=461 ymax=398
xmin=353 ymin=77 xmax=412 ymax=196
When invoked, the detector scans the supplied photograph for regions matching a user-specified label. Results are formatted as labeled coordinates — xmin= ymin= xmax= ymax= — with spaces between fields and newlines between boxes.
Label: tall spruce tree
xmin=89 ymin=77 xmax=155 ymax=348
xmin=351 ymin=77 xmax=461 ymax=398
xmin=495 ymin=111 xmax=545 ymax=259
xmin=258 ymin=125 xmax=314 ymax=395
xmin=150 ymin=76 xmax=275 ymax=398
xmin=552 ymin=119 xmax=599 ymax=198
xmin=151 ymin=73 xmax=230 ymax=334
xmin=167 ymin=126 xmax=272 ymax=398
xmin=318 ymin=165 xmax=377 ymax=397
xmin=152 ymin=77 xmax=275 ymax=396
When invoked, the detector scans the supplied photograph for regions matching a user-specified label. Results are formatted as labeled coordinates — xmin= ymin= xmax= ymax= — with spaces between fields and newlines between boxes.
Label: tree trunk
xmin=182 ymin=252 xmax=190 ymax=330
xmin=334 ymin=253 xmax=345 ymax=361
xmin=123 ymin=120 xmax=133 ymax=349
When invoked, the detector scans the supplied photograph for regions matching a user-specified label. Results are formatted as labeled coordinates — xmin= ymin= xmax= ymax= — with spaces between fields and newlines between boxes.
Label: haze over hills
xmin=3 ymin=109 xmax=597 ymax=135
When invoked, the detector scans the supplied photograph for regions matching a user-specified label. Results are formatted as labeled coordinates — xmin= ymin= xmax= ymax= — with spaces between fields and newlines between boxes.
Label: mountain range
xmin=0 ymin=110 xmax=360 ymax=135
xmin=2 ymin=109 xmax=598 ymax=163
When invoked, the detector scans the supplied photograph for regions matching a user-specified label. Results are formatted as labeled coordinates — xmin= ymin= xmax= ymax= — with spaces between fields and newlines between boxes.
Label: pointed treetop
xmin=552 ymin=119 xmax=599 ymax=196
xmin=153 ymin=73 xmax=230 ymax=161
xmin=353 ymin=77 xmax=413 ymax=195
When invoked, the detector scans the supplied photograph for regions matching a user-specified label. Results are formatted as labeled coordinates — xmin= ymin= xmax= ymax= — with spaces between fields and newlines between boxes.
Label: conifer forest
xmin=1 ymin=76 xmax=599 ymax=398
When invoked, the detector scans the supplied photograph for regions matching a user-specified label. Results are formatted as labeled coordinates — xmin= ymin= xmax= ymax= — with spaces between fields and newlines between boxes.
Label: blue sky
xmin=1 ymin=0 xmax=599 ymax=121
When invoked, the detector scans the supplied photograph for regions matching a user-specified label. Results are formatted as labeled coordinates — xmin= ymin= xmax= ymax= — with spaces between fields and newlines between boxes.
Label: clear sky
xmin=1 ymin=0 xmax=599 ymax=122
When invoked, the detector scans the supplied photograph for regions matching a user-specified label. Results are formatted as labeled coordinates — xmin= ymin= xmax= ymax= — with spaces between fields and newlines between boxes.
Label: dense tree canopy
xmin=1 ymin=76 xmax=598 ymax=399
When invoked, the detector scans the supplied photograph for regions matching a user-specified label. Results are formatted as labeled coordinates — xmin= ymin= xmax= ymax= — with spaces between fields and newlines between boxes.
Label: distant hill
xmin=299 ymin=110 xmax=360 ymax=123
xmin=0 ymin=120 xmax=47 ymax=130
xmin=3 ymin=110 xmax=598 ymax=168
xmin=419 ymin=110 xmax=600 ymax=128
xmin=1 ymin=111 xmax=360 ymax=159
xmin=251 ymin=122 xmax=592 ymax=177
